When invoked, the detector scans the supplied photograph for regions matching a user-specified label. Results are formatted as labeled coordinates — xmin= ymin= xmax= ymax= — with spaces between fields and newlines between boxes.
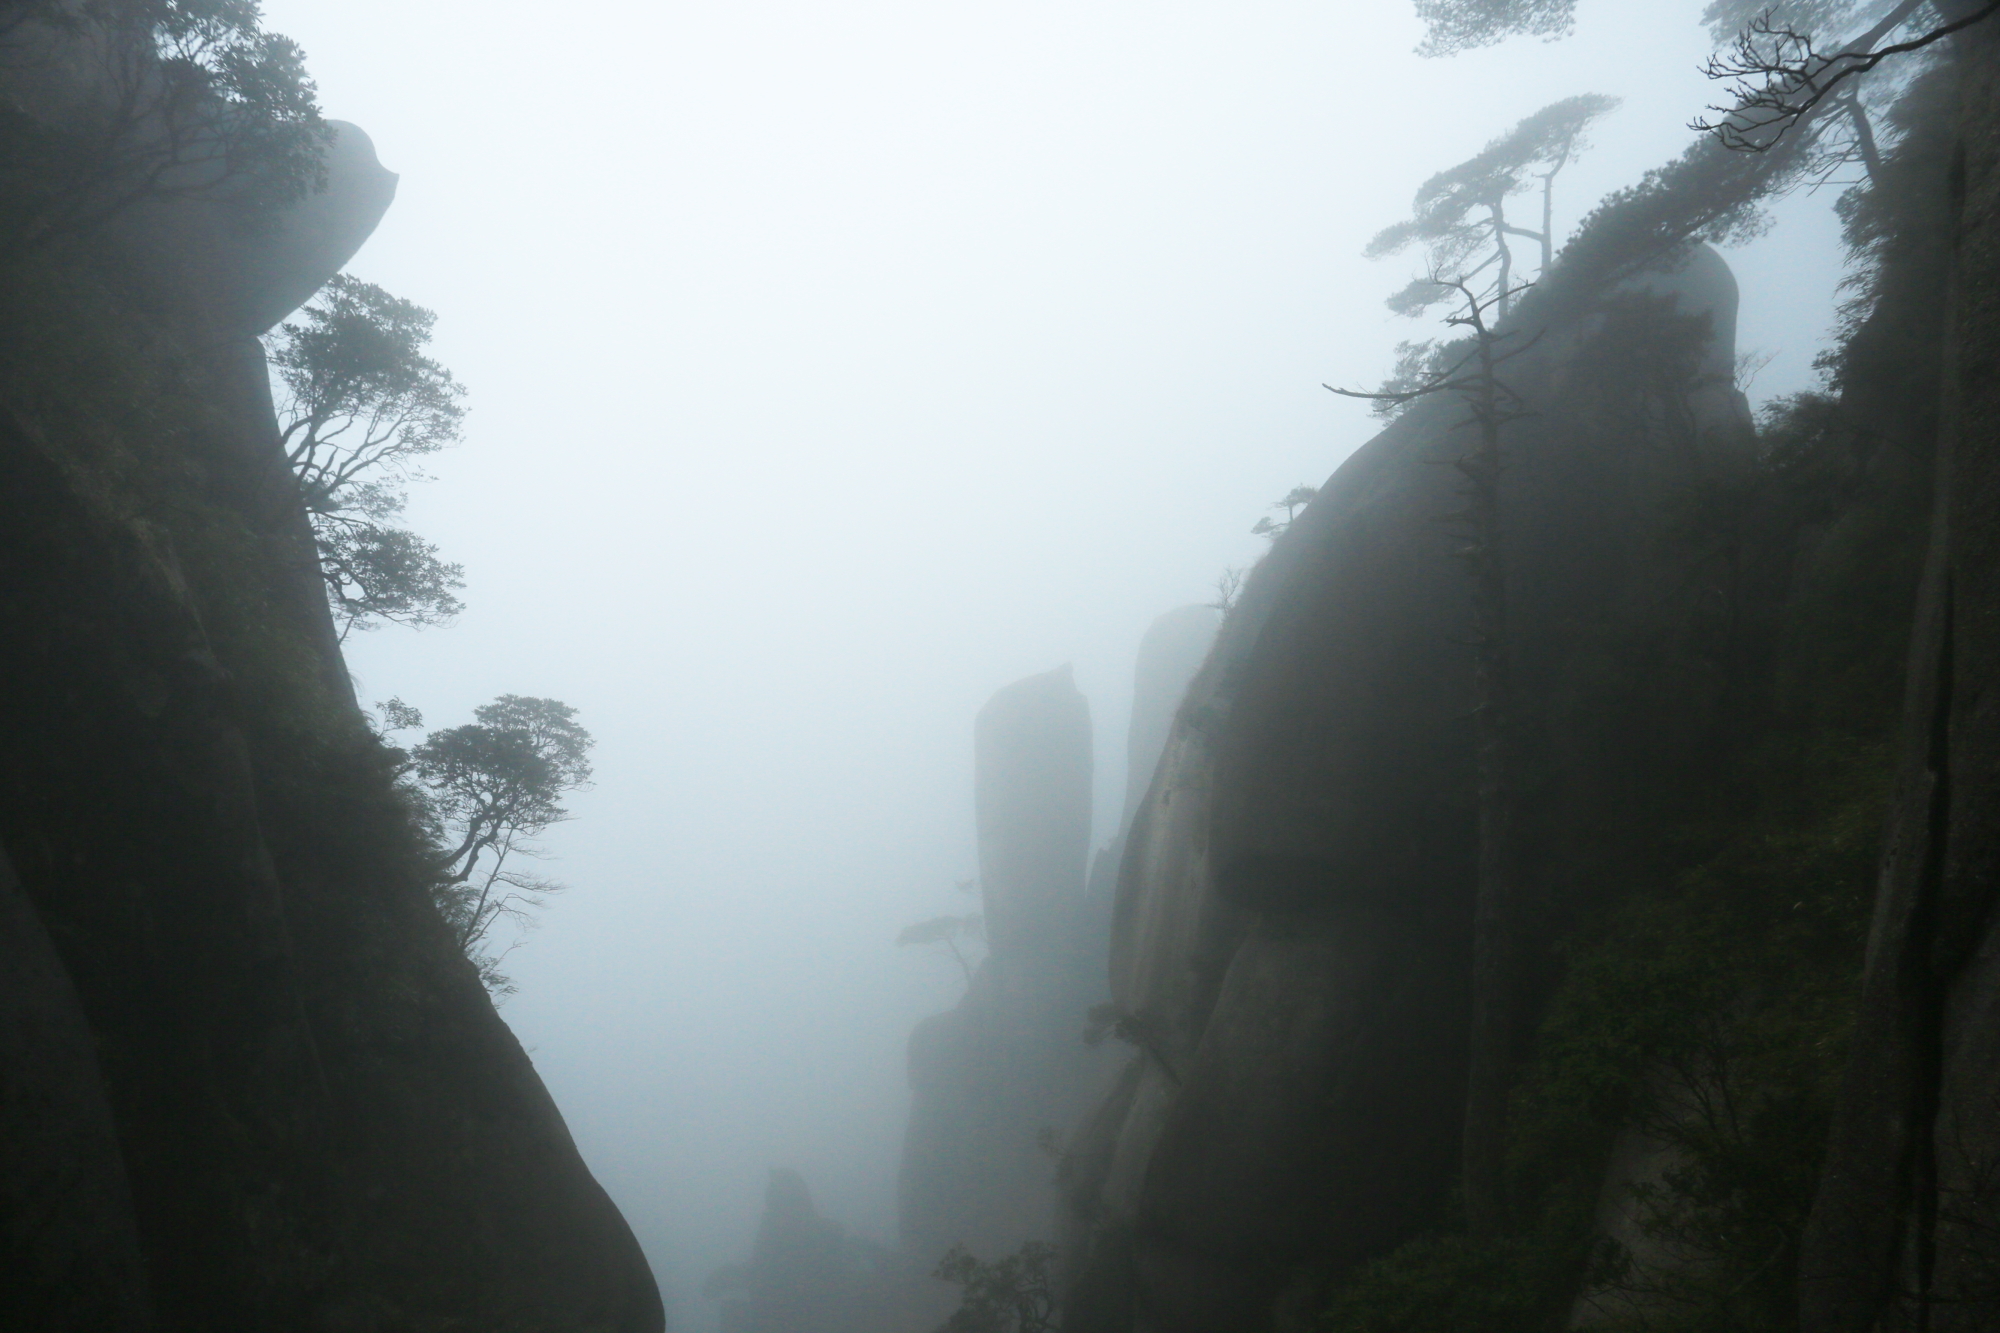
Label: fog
xmin=256 ymin=1 xmax=1849 ymax=1325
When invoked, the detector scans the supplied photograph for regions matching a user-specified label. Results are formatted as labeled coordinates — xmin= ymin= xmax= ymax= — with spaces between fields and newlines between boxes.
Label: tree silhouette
xmin=1250 ymin=484 xmax=1319 ymax=540
xmin=932 ymin=1242 xmax=1058 ymax=1333
xmin=383 ymin=695 xmax=595 ymax=996
xmin=0 ymin=0 xmax=328 ymax=249
xmin=1367 ymin=94 xmax=1619 ymax=322
xmin=1412 ymin=0 xmax=1577 ymax=56
xmin=1692 ymin=0 xmax=1994 ymax=155
xmin=266 ymin=274 xmax=468 ymax=638
xmin=897 ymin=912 xmax=985 ymax=988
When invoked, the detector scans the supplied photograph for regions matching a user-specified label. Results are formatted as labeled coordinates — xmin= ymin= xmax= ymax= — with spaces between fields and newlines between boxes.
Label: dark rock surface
xmin=1063 ymin=247 xmax=1755 ymax=1333
xmin=710 ymin=1169 xmax=898 ymax=1333
xmin=1800 ymin=18 xmax=2000 ymax=1331
xmin=0 ymin=844 xmax=153 ymax=1332
xmin=0 ymin=62 xmax=661 ymax=1333
xmin=1121 ymin=606 xmax=1222 ymax=838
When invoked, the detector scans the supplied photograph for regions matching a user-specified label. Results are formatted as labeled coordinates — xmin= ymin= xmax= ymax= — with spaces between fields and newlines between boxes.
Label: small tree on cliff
xmin=898 ymin=913 xmax=985 ymax=988
xmin=899 ymin=877 xmax=986 ymax=988
xmin=1330 ymin=270 xmax=1536 ymax=1237
xmin=381 ymin=695 xmax=595 ymax=996
xmin=1367 ymin=94 xmax=1619 ymax=323
xmin=0 ymin=0 xmax=329 ymax=250
xmin=932 ymin=1241 xmax=1058 ymax=1333
xmin=1251 ymin=484 xmax=1319 ymax=540
xmin=266 ymin=274 xmax=468 ymax=638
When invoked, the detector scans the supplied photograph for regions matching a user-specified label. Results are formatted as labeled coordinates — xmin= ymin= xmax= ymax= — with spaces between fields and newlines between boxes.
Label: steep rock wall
xmin=1121 ymin=606 xmax=1223 ymax=839
xmin=1801 ymin=15 xmax=2000 ymax=1330
xmin=0 ymin=82 xmax=661 ymax=1333
xmin=1063 ymin=249 xmax=1755 ymax=1333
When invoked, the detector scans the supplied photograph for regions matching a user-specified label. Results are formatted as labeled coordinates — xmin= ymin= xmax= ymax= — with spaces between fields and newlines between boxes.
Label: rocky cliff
xmin=1046 ymin=37 xmax=2000 ymax=1328
xmin=706 ymin=1170 xmax=896 ymax=1333
xmin=1057 ymin=242 xmax=1895 ymax=1332
xmin=0 ymin=34 xmax=661 ymax=1332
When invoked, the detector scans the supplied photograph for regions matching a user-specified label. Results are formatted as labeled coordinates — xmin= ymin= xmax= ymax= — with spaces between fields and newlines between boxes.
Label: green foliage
xmin=1518 ymin=743 xmax=1884 ymax=1330
xmin=1321 ymin=1231 xmax=1582 ymax=1333
xmin=390 ymin=695 xmax=595 ymax=994
xmin=1368 ymin=337 xmax=1463 ymax=419
xmin=1318 ymin=740 xmax=1886 ymax=1333
xmin=317 ymin=524 xmax=463 ymax=638
xmin=1369 ymin=94 xmax=1619 ymax=259
xmin=0 ymin=0 xmax=328 ymax=247
xmin=266 ymin=273 xmax=469 ymax=638
xmin=1251 ymin=484 xmax=1319 ymax=539
xmin=1698 ymin=0 xmax=1889 ymax=46
xmin=932 ymin=1241 xmax=1058 ymax=1333
xmin=1319 ymin=60 xmax=1945 ymax=1303
xmin=1369 ymin=95 xmax=1619 ymax=318
xmin=1412 ymin=0 xmax=1577 ymax=56
xmin=1820 ymin=60 xmax=1955 ymax=398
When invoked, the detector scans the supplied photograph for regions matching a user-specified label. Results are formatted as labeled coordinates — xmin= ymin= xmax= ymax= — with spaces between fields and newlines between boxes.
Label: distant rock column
xmin=900 ymin=665 xmax=1108 ymax=1273
xmin=975 ymin=665 xmax=1093 ymax=963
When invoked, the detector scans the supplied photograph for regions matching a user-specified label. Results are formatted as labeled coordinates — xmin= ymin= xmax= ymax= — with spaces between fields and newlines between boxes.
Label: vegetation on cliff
xmin=0 ymin=8 xmax=661 ymax=1326
xmin=1308 ymin=14 xmax=1952 ymax=1333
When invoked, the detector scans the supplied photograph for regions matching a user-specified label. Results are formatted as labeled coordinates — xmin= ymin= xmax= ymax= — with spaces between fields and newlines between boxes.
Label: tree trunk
xmin=1459 ymin=330 xmax=1520 ymax=1237
xmin=1490 ymin=204 xmax=1516 ymax=322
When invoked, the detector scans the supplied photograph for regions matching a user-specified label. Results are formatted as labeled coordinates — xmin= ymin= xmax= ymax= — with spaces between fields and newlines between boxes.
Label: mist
xmin=232 ymin=1 xmax=1858 ymax=1326
xmin=31 ymin=0 xmax=2000 ymax=1320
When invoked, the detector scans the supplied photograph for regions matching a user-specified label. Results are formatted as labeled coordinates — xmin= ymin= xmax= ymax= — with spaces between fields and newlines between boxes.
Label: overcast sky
xmin=256 ymin=1 xmax=1851 ymax=1325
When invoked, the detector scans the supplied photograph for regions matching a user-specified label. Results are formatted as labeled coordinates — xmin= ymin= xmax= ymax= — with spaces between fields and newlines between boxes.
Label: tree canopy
xmin=1700 ymin=0 xmax=1900 ymax=46
xmin=1412 ymin=0 xmax=1577 ymax=56
xmin=1367 ymin=94 xmax=1619 ymax=320
xmin=386 ymin=695 xmax=595 ymax=995
xmin=0 ymin=0 xmax=328 ymax=247
xmin=267 ymin=274 xmax=468 ymax=637
xmin=932 ymin=1242 xmax=1058 ymax=1333
xmin=1251 ymin=485 xmax=1319 ymax=540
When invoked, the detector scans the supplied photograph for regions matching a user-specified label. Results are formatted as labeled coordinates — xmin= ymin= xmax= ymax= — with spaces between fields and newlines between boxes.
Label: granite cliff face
xmin=1798 ymin=15 xmax=2000 ymax=1329
xmin=1120 ymin=607 xmax=1222 ymax=841
xmin=0 ymin=53 xmax=661 ymax=1333
xmin=1061 ymin=248 xmax=1766 ymax=1332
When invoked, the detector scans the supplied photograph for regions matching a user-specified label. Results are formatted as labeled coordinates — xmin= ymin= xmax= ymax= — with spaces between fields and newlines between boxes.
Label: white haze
xmin=257 ymin=1 xmax=1850 ymax=1325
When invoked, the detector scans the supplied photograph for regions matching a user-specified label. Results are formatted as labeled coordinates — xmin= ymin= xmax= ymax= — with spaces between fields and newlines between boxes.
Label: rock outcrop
xmin=1121 ymin=606 xmax=1222 ymax=839
xmin=1799 ymin=14 xmax=2000 ymax=1330
xmin=0 ymin=845 xmax=153 ymax=1331
xmin=900 ymin=666 xmax=1120 ymax=1275
xmin=0 ymin=28 xmax=661 ymax=1332
xmin=1061 ymin=248 xmax=1758 ymax=1333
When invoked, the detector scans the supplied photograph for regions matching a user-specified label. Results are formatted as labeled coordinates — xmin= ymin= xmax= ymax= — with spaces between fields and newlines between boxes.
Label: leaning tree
xmin=265 ymin=274 xmax=469 ymax=639
xmin=1366 ymin=93 xmax=1620 ymax=323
